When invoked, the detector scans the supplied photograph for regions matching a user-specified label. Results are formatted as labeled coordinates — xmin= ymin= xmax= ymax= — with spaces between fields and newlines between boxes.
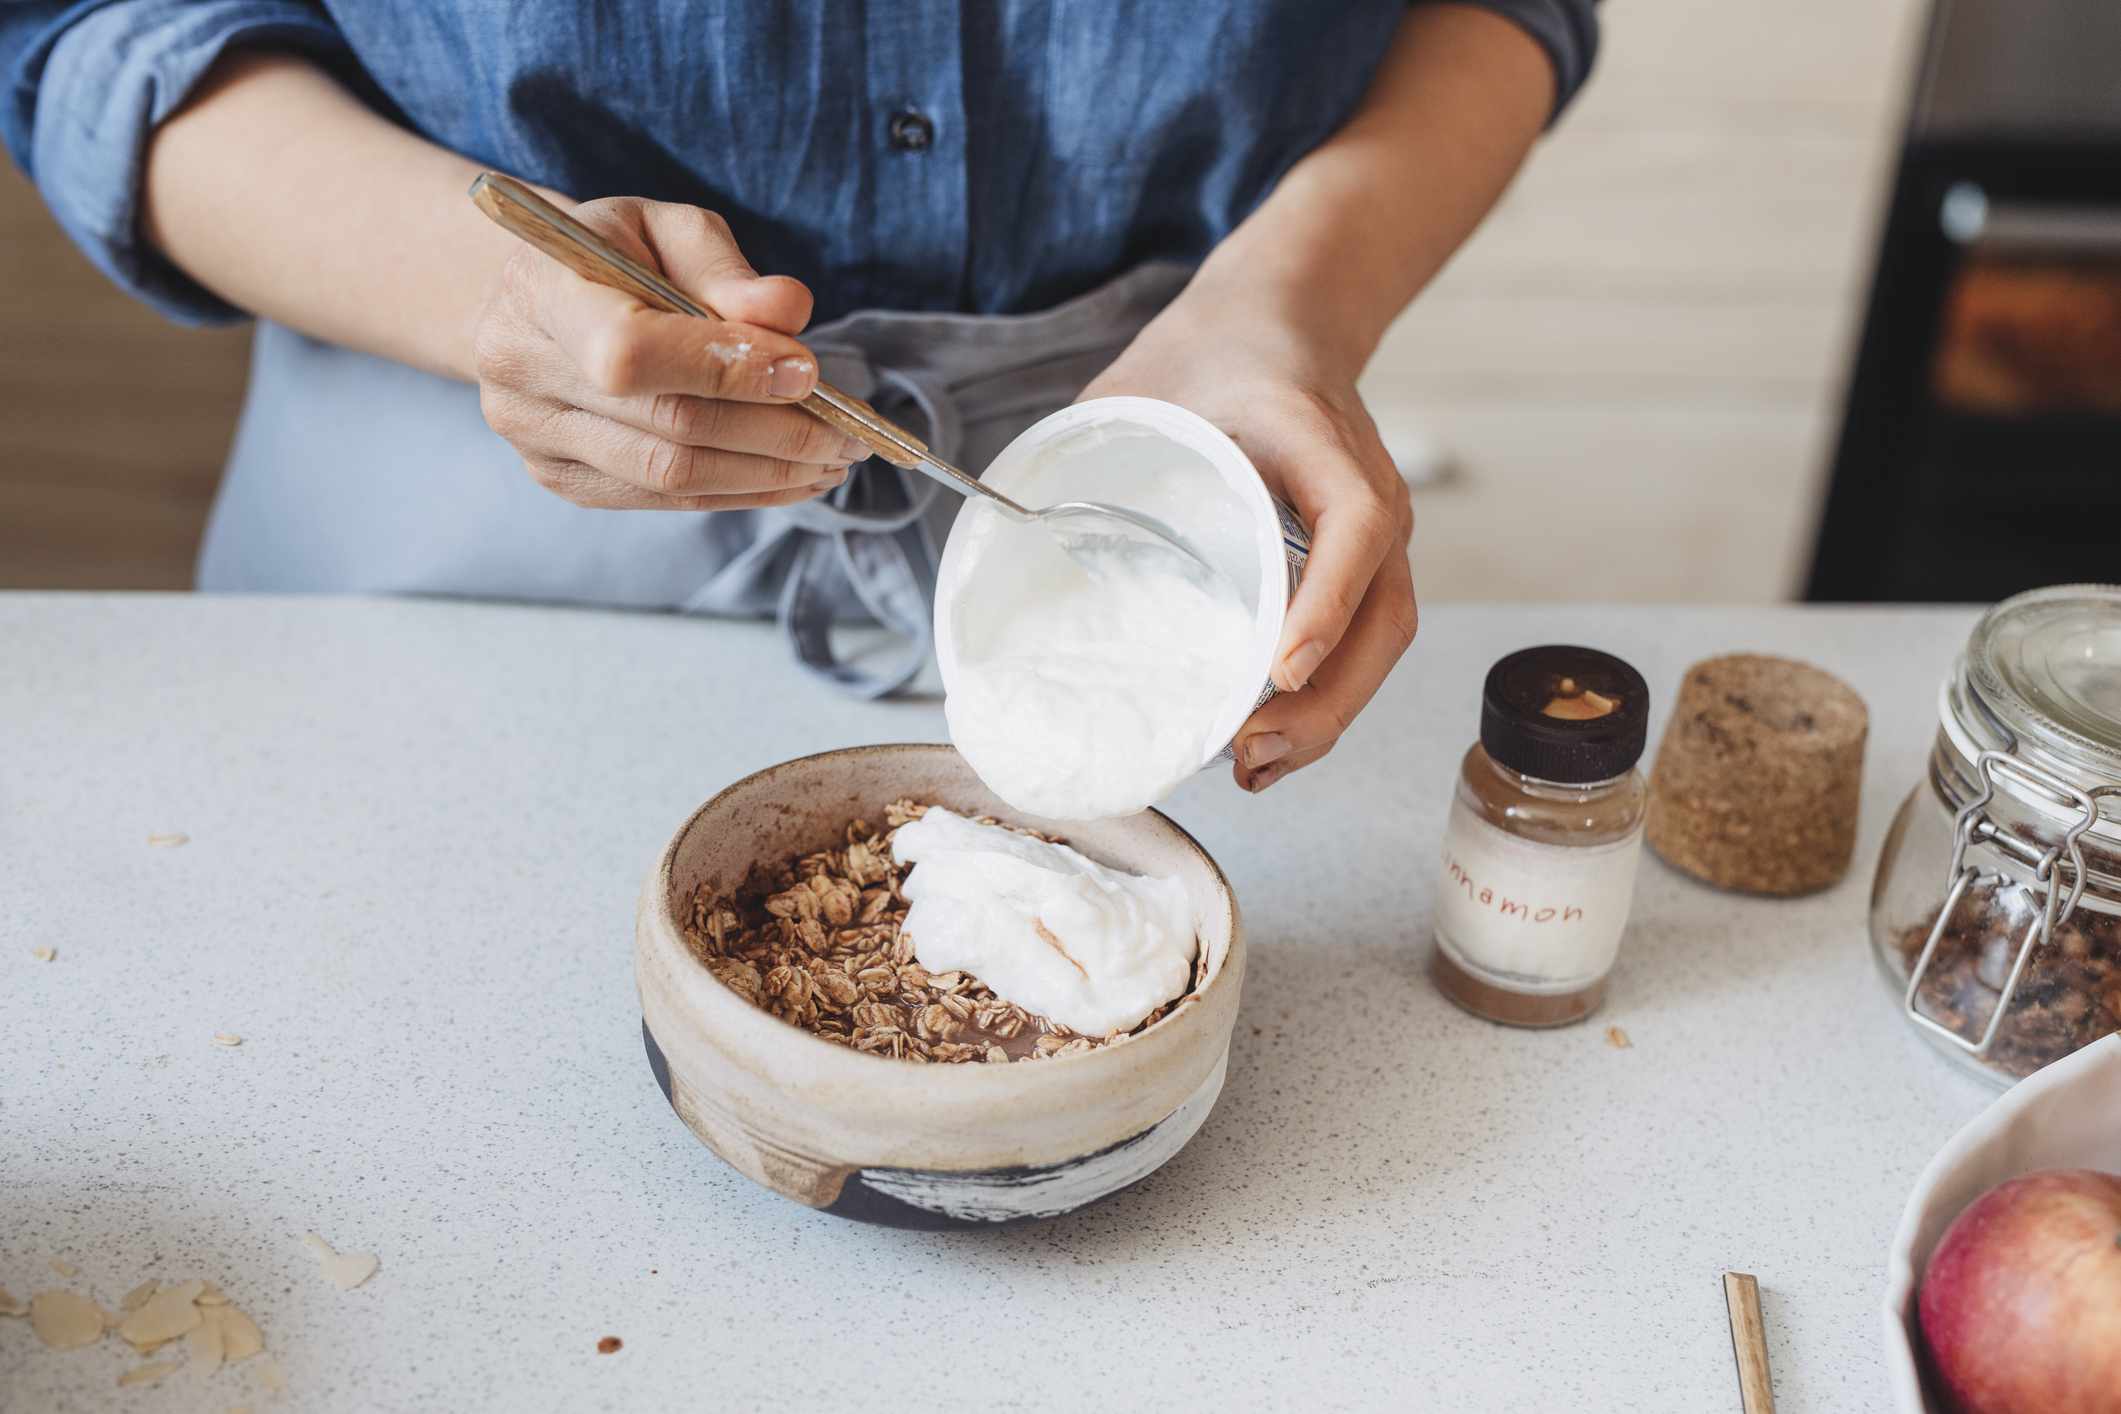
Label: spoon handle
xmin=468 ymin=172 xmax=930 ymax=470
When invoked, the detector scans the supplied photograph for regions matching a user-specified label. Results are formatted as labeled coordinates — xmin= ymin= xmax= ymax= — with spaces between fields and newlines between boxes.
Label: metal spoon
xmin=468 ymin=173 xmax=1227 ymax=588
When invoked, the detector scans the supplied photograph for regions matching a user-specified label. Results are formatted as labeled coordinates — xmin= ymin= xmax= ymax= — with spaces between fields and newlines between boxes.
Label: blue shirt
xmin=0 ymin=0 xmax=1596 ymax=696
xmin=3 ymin=0 xmax=1596 ymax=327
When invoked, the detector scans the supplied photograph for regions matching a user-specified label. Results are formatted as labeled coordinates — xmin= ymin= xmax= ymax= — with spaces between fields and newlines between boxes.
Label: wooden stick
xmin=1723 ymin=1271 xmax=1776 ymax=1414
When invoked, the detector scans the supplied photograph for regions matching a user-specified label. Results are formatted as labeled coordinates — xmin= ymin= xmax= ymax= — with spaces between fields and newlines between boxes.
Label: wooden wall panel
xmin=0 ymin=161 xmax=250 ymax=589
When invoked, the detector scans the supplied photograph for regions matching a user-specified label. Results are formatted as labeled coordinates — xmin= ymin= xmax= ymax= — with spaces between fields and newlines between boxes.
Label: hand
xmin=473 ymin=197 xmax=866 ymax=510
xmin=1081 ymin=283 xmax=1418 ymax=792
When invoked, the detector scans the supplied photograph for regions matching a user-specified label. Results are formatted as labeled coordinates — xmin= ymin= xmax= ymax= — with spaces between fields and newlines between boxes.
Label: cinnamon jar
xmin=1430 ymin=646 xmax=1651 ymax=1027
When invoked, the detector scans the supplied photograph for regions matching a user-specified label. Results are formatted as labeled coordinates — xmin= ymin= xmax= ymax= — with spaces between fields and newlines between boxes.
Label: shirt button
xmin=888 ymin=109 xmax=935 ymax=152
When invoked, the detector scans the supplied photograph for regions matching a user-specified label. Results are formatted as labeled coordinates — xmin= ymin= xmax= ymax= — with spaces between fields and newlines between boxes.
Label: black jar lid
xmin=1480 ymin=645 xmax=1651 ymax=784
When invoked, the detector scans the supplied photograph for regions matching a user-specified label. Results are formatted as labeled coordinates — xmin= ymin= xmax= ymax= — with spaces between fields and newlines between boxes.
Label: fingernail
xmin=1242 ymin=732 xmax=1291 ymax=770
xmin=841 ymin=438 xmax=872 ymax=462
xmin=1280 ymin=640 xmax=1325 ymax=691
xmin=815 ymin=468 xmax=850 ymax=489
xmin=768 ymin=357 xmax=814 ymax=399
xmin=1251 ymin=763 xmax=1289 ymax=792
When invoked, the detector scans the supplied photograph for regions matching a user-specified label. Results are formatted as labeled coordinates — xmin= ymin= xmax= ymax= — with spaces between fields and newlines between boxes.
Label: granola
xmin=683 ymin=800 xmax=1205 ymax=1063
xmin=1899 ymin=883 xmax=2121 ymax=1079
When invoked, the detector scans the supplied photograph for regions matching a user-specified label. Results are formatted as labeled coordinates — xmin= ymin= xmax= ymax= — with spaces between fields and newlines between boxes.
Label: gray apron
xmin=198 ymin=263 xmax=1192 ymax=697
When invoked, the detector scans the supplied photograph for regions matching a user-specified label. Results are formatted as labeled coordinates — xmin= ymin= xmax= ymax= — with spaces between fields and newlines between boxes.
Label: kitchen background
xmin=3 ymin=0 xmax=2111 ymax=598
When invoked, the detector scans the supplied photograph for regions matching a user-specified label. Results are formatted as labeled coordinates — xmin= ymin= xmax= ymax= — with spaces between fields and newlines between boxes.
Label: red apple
xmin=1918 ymin=1168 xmax=2121 ymax=1414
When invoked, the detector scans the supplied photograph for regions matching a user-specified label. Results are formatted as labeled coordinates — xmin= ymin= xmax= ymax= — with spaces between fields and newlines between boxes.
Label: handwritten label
xmin=1433 ymin=798 xmax=1643 ymax=987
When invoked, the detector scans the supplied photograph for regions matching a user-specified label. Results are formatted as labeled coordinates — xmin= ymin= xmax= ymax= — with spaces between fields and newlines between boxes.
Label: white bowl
xmin=1882 ymin=1034 xmax=2121 ymax=1411
xmin=634 ymin=744 xmax=1246 ymax=1227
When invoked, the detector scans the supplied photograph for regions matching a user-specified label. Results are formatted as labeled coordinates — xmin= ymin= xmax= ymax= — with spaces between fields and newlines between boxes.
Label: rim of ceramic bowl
xmin=640 ymin=742 xmax=1243 ymax=1088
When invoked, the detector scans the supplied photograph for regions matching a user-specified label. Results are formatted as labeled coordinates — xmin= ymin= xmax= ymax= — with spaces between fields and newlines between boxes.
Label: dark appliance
xmin=1806 ymin=0 xmax=2121 ymax=602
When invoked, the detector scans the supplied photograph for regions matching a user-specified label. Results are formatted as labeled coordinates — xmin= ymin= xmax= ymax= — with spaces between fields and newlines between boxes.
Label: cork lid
xmin=1480 ymin=645 xmax=1650 ymax=784
xmin=1967 ymin=584 xmax=2121 ymax=778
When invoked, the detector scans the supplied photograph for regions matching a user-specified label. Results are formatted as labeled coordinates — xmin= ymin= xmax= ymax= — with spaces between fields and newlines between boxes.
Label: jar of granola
xmin=1872 ymin=584 xmax=2121 ymax=1086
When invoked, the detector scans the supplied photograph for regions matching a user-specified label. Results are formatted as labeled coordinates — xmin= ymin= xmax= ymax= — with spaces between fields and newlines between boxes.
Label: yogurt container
xmin=934 ymin=396 xmax=1310 ymax=782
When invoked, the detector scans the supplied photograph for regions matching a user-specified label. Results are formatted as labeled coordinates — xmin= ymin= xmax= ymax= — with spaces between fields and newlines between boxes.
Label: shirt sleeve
xmin=1421 ymin=0 xmax=1600 ymax=122
xmin=1 ymin=0 xmax=349 ymax=324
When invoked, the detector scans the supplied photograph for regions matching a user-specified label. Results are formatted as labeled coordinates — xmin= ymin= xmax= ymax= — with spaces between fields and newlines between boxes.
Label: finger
xmin=1273 ymin=469 xmax=1407 ymax=692
xmin=527 ymin=455 xmax=848 ymax=511
xmin=527 ymin=406 xmax=853 ymax=496
xmin=575 ymin=389 xmax=867 ymax=465
xmin=629 ymin=202 xmax=815 ymax=333
xmin=538 ymin=271 xmax=821 ymax=404
xmin=1235 ymin=544 xmax=1418 ymax=779
xmin=1234 ymin=741 xmax=1329 ymax=794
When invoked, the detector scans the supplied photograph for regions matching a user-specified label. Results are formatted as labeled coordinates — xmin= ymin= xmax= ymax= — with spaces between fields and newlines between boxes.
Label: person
xmin=1 ymin=1 xmax=1595 ymax=789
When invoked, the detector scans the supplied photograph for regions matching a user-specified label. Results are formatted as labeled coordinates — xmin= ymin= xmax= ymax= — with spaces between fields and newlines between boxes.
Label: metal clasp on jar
xmin=1902 ymin=749 xmax=2115 ymax=1057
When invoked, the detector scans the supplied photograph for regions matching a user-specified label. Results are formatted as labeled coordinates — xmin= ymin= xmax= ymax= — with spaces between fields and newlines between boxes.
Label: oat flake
xmin=187 ymin=1308 xmax=225 ymax=1375
xmin=212 ymin=1032 xmax=243 ymax=1047
xmin=117 ymin=1360 xmax=183 ymax=1388
xmin=31 ymin=947 xmax=54 ymax=962
xmin=1606 ymin=1025 xmax=1633 ymax=1049
xmin=303 ymin=1232 xmax=379 ymax=1290
xmin=214 ymin=1304 xmax=265 ymax=1362
xmin=29 ymin=1290 xmax=106 ymax=1349
xmin=148 ymin=832 xmax=190 ymax=848
xmin=118 ymin=1279 xmax=205 ymax=1348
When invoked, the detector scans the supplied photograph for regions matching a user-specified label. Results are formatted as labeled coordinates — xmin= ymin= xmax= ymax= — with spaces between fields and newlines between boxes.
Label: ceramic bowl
xmin=634 ymin=743 xmax=1246 ymax=1227
xmin=1882 ymin=1034 xmax=2121 ymax=1411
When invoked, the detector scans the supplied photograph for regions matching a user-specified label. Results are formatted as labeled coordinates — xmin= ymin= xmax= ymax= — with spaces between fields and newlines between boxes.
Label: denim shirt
xmin=3 ymin=1 xmax=1595 ymax=327
xmin=1 ymin=0 xmax=1595 ymax=694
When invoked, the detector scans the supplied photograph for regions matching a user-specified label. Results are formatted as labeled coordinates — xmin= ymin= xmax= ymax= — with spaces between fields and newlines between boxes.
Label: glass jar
xmin=1870 ymin=584 xmax=2121 ymax=1086
xmin=1430 ymin=646 xmax=1651 ymax=1027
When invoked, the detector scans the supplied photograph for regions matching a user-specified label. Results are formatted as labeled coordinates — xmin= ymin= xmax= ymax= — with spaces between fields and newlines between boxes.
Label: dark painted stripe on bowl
xmin=640 ymin=1021 xmax=1186 ymax=1229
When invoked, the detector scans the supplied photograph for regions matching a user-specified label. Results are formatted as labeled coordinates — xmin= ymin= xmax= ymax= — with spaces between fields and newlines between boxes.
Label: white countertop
xmin=1 ymin=594 xmax=1999 ymax=1412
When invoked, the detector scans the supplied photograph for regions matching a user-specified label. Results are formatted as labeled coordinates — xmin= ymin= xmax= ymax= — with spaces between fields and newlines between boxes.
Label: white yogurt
xmin=936 ymin=401 xmax=1272 ymax=821
xmin=891 ymin=808 xmax=1196 ymax=1036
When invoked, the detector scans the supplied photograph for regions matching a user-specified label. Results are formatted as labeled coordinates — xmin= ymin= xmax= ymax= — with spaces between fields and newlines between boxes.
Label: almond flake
xmin=118 ymin=1360 xmax=183 ymax=1388
xmin=214 ymin=1304 xmax=265 ymax=1362
xmin=195 ymin=1284 xmax=229 ymax=1306
xmin=49 ymin=1259 xmax=78 ymax=1277
xmin=0 ymin=1287 xmax=25 ymax=1317
xmin=212 ymin=1032 xmax=244 ymax=1047
xmin=120 ymin=1279 xmax=159 ymax=1312
xmin=118 ymin=1279 xmax=205 ymax=1347
xmin=186 ymin=1307 xmax=225 ymax=1376
xmin=31 ymin=947 xmax=55 ymax=962
xmin=148 ymin=832 xmax=190 ymax=848
xmin=303 ymin=1232 xmax=379 ymax=1290
xmin=256 ymin=1357 xmax=287 ymax=1393
xmin=29 ymin=1289 xmax=106 ymax=1349
xmin=1605 ymin=1025 xmax=1633 ymax=1050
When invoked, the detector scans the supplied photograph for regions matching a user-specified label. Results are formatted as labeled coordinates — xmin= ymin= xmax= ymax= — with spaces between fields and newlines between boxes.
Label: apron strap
xmin=775 ymin=361 xmax=950 ymax=698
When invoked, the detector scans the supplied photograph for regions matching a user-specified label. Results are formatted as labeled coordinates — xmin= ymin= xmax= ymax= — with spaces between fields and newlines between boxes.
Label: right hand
xmin=473 ymin=196 xmax=865 ymax=510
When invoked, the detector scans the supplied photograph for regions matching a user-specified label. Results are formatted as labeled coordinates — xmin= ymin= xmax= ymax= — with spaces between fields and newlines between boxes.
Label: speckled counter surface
xmin=2 ymin=594 xmax=1997 ymax=1412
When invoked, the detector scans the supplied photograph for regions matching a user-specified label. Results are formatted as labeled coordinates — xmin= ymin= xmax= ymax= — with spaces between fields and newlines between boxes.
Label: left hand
xmin=1081 ymin=285 xmax=1418 ymax=792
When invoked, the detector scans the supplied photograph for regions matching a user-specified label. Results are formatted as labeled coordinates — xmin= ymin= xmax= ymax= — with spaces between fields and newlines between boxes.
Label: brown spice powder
xmin=683 ymin=800 xmax=1204 ymax=1064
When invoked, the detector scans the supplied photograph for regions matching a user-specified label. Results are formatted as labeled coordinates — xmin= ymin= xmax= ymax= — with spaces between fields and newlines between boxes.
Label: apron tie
xmin=773 ymin=355 xmax=956 ymax=698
